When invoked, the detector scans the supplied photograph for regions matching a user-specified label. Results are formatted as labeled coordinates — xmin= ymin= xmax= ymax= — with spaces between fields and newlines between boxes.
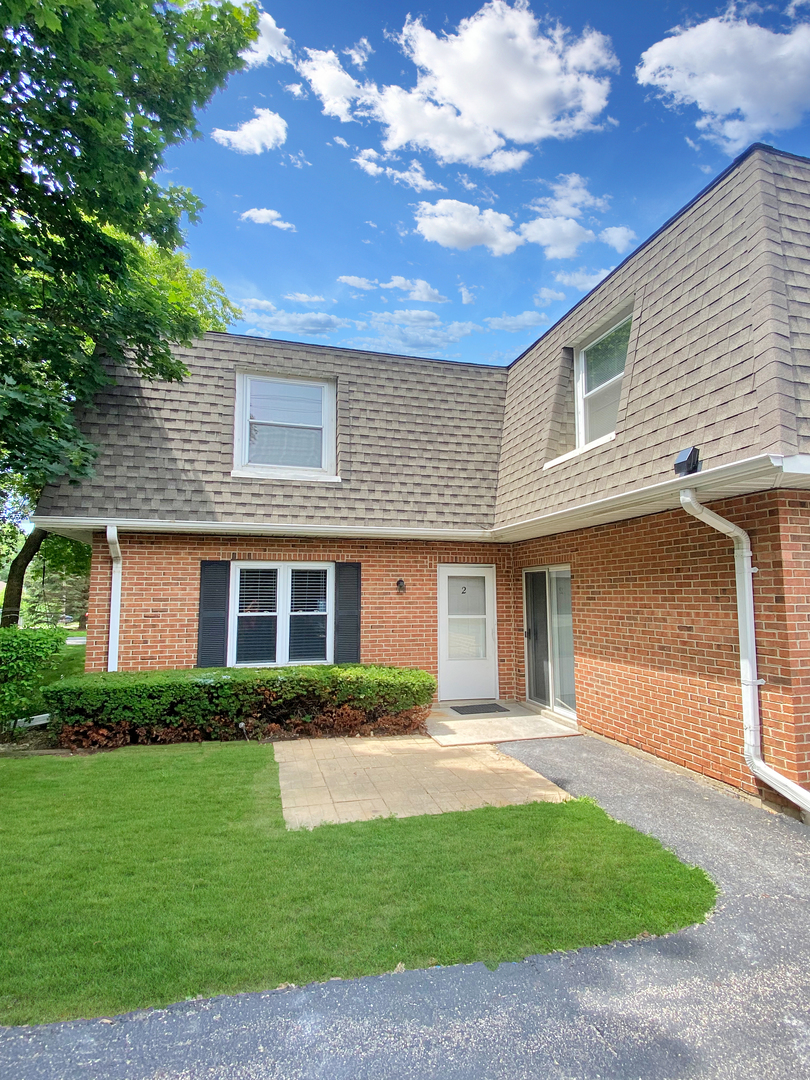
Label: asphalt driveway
xmin=2 ymin=734 xmax=809 ymax=1079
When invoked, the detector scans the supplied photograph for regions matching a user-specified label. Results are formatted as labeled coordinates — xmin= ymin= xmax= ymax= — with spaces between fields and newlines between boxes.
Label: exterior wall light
xmin=674 ymin=446 xmax=701 ymax=477
xmin=396 ymin=579 xmax=406 ymax=594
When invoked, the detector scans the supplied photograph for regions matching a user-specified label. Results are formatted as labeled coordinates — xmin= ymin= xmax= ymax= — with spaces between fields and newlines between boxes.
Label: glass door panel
xmin=549 ymin=569 xmax=576 ymax=713
xmin=524 ymin=567 xmax=575 ymax=716
xmin=525 ymin=571 xmax=549 ymax=706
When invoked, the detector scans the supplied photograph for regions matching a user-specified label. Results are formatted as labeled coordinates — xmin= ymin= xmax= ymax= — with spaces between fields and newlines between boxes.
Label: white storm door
xmin=438 ymin=565 xmax=498 ymax=701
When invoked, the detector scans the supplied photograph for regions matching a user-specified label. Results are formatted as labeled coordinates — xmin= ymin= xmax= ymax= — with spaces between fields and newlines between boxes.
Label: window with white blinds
xmin=229 ymin=563 xmax=334 ymax=666
xmin=233 ymin=374 xmax=337 ymax=480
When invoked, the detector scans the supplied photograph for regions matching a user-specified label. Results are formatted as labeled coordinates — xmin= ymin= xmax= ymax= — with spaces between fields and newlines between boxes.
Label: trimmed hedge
xmin=43 ymin=664 xmax=437 ymax=749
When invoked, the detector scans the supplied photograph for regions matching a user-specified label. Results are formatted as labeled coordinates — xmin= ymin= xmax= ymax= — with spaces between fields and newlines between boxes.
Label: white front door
xmin=437 ymin=564 xmax=498 ymax=701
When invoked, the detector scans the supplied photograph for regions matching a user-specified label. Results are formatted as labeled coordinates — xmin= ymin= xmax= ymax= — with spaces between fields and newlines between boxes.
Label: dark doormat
xmin=450 ymin=703 xmax=509 ymax=715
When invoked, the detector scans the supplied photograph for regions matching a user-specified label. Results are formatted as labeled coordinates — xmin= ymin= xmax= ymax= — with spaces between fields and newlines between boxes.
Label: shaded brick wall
xmin=510 ymin=491 xmax=810 ymax=797
xmin=85 ymin=491 xmax=810 ymax=801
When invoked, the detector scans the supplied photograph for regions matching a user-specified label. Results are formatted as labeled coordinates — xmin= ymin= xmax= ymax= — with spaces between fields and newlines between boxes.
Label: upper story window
xmin=575 ymin=317 xmax=631 ymax=447
xmin=233 ymin=373 xmax=338 ymax=481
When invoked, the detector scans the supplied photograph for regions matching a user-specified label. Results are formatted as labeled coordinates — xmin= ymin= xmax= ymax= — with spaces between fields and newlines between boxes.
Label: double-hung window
xmin=575 ymin=317 xmax=631 ymax=446
xmin=228 ymin=562 xmax=334 ymax=666
xmin=233 ymin=374 xmax=337 ymax=480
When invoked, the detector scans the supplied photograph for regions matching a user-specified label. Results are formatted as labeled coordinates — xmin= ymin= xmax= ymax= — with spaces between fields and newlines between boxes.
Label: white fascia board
xmin=31 ymin=516 xmax=495 ymax=543
xmin=491 ymin=455 xmax=810 ymax=543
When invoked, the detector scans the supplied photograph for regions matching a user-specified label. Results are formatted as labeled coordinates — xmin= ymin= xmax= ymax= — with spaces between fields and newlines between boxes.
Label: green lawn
xmin=0 ymin=743 xmax=716 ymax=1026
xmin=25 ymin=642 xmax=86 ymax=717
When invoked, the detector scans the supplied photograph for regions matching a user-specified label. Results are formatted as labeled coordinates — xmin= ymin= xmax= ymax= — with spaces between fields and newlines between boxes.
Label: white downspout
xmin=106 ymin=525 xmax=122 ymax=673
xmin=680 ymin=490 xmax=810 ymax=817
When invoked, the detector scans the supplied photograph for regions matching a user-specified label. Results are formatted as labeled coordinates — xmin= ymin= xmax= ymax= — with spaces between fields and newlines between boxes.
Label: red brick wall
xmin=86 ymin=535 xmax=520 ymax=695
xmin=85 ymin=491 xmax=810 ymax=801
xmin=510 ymin=491 xmax=810 ymax=797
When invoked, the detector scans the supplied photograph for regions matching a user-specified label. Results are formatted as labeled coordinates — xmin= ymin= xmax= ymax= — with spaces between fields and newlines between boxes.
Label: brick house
xmin=35 ymin=143 xmax=810 ymax=813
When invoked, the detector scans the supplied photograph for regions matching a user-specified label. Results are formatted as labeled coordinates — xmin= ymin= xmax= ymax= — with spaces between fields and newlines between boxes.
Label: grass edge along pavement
xmin=0 ymin=742 xmax=717 ymax=1026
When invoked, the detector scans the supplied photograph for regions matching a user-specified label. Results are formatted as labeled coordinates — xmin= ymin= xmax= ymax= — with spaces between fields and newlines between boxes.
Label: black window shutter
xmin=197 ymin=561 xmax=231 ymax=667
xmin=334 ymin=562 xmax=361 ymax=663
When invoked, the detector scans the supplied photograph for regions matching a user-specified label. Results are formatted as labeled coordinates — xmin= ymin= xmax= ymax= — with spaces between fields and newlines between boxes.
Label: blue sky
xmin=162 ymin=0 xmax=810 ymax=364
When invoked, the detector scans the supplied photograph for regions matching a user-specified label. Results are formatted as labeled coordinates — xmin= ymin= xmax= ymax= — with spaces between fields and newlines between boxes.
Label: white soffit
xmin=491 ymin=455 xmax=810 ymax=543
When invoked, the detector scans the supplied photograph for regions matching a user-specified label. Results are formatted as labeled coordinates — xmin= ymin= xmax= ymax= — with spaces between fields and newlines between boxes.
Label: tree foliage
xmin=0 ymin=0 xmax=257 ymax=489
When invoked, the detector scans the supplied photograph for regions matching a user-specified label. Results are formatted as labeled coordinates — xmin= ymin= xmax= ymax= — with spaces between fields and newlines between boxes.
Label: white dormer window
xmin=233 ymin=373 xmax=339 ymax=481
xmin=575 ymin=317 xmax=631 ymax=447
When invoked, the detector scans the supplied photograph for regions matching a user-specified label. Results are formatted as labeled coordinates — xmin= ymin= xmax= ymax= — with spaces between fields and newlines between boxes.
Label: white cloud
xmin=241 ymin=298 xmax=349 ymax=337
xmin=414 ymin=199 xmax=523 ymax=255
xmin=241 ymin=12 xmax=293 ymax=68
xmin=352 ymin=150 xmax=445 ymax=191
xmin=241 ymin=297 xmax=277 ymax=312
xmin=337 ymin=274 xmax=448 ymax=301
xmin=297 ymin=48 xmax=361 ymax=123
xmin=285 ymin=150 xmax=311 ymax=168
xmin=284 ymin=293 xmax=327 ymax=303
xmin=379 ymin=276 xmax=449 ymax=302
xmin=457 ymin=173 xmax=477 ymax=191
xmin=344 ymin=37 xmax=373 ymax=69
xmin=535 ymin=286 xmax=566 ymax=304
xmin=333 ymin=135 xmax=350 ymax=147
xmin=212 ymin=108 xmax=287 ymax=154
xmin=554 ymin=267 xmax=612 ymax=291
xmin=371 ymin=309 xmax=442 ymax=327
xmin=460 ymin=285 xmax=475 ymax=304
xmin=599 ymin=225 xmax=637 ymax=253
xmin=361 ymin=309 xmax=481 ymax=354
xmin=533 ymin=173 xmax=608 ymax=217
xmin=485 ymin=310 xmax=547 ymax=331
xmin=298 ymin=3 xmax=618 ymax=171
xmin=337 ymin=275 xmax=377 ymax=289
xmin=479 ymin=149 xmax=532 ymax=173
xmin=637 ymin=16 xmax=810 ymax=152
xmin=240 ymin=207 xmax=296 ymax=230
xmin=519 ymin=216 xmax=595 ymax=258
xmin=285 ymin=83 xmax=307 ymax=98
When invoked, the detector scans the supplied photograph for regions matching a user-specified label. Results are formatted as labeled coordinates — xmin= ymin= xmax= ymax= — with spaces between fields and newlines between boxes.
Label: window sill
xmin=232 ymin=659 xmax=332 ymax=668
xmin=231 ymin=467 xmax=342 ymax=483
xmin=542 ymin=431 xmax=615 ymax=471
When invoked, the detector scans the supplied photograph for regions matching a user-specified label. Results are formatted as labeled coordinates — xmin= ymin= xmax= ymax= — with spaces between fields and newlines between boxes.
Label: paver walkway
xmin=275 ymin=734 xmax=568 ymax=829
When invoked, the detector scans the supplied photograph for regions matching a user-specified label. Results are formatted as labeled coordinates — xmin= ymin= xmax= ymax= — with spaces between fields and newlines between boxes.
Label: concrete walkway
xmin=276 ymin=734 xmax=568 ymax=829
xmin=3 ymin=734 xmax=809 ymax=1079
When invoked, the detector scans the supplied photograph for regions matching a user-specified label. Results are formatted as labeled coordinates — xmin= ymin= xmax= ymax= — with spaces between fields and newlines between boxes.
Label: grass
xmin=0 ymin=742 xmax=716 ymax=1026
xmin=24 ymin=642 xmax=86 ymax=717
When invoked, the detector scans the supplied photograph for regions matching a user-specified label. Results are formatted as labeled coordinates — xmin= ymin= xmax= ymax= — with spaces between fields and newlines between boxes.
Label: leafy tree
xmin=1 ymin=0 xmax=257 ymax=489
xmin=0 ymin=0 xmax=256 ymax=624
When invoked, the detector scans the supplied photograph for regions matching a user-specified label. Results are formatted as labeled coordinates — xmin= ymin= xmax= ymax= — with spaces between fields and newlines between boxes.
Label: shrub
xmin=0 ymin=627 xmax=63 ymax=734
xmin=43 ymin=664 xmax=437 ymax=749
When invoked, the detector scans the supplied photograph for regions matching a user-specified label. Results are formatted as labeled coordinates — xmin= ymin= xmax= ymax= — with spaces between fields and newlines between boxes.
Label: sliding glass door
xmin=523 ymin=567 xmax=576 ymax=716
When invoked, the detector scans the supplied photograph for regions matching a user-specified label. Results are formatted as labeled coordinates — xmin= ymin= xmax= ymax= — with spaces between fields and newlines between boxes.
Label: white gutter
xmin=680 ymin=489 xmax=810 ymax=818
xmin=106 ymin=525 xmax=122 ymax=673
xmin=31 ymin=455 xmax=810 ymax=546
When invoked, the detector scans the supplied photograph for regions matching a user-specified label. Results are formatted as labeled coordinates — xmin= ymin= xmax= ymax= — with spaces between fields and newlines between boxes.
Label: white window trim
xmin=227 ymin=561 xmax=335 ymax=667
xmin=543 ymin=431 xmax=615 ymax=470
xmin=232 ymin=373 xmax=339 ymax=482
xmin=574 ymin=315 xmax=631 ymax=448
